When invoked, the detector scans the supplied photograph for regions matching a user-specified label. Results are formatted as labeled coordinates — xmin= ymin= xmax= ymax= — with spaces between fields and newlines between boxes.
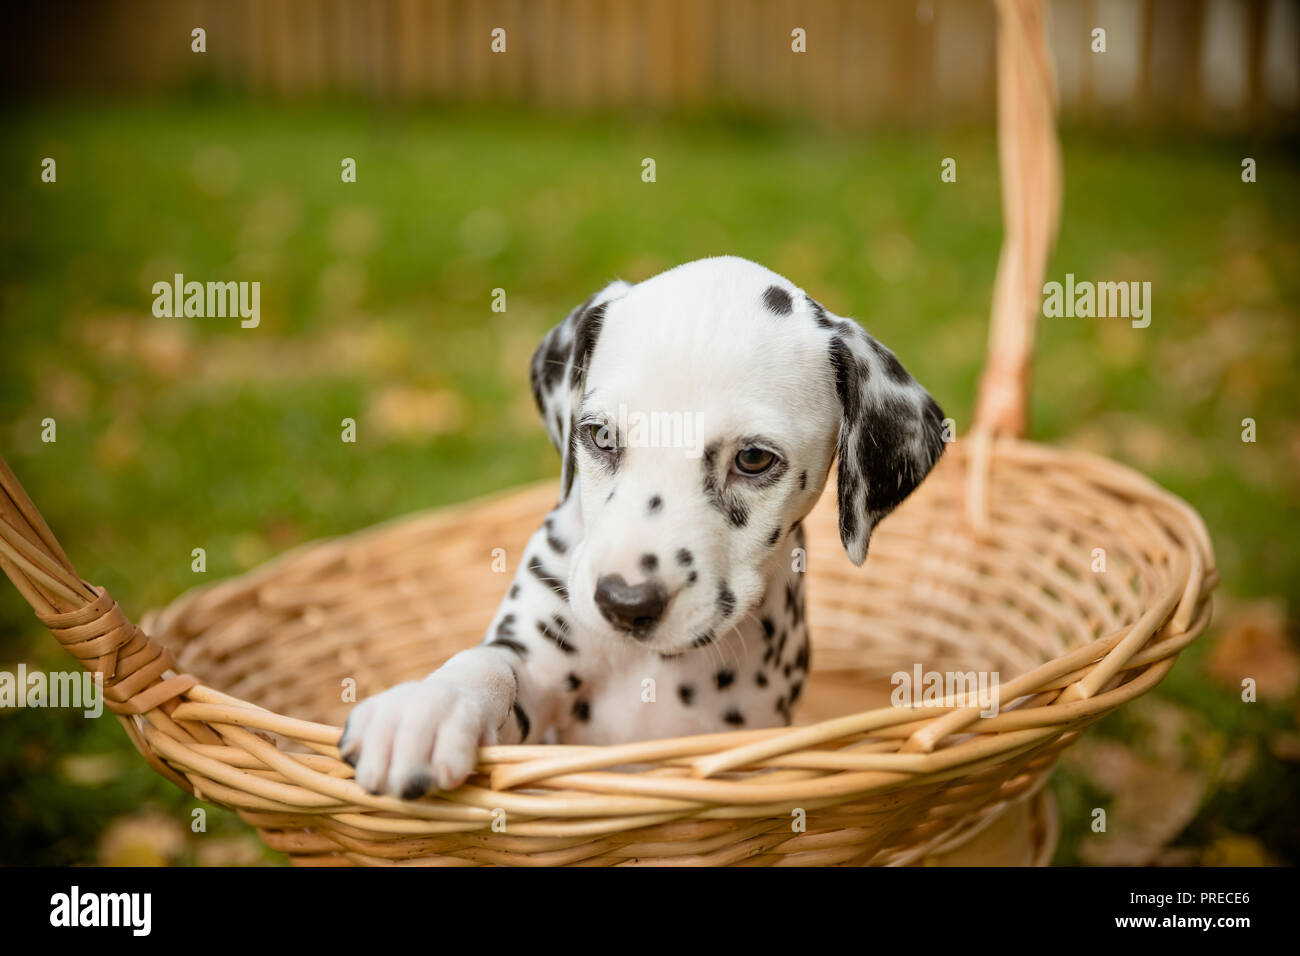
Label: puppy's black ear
xmin=827 ymin=322 xmax=946 ymax=565
xmin=529 ymin=280 xmax=630 ymax=500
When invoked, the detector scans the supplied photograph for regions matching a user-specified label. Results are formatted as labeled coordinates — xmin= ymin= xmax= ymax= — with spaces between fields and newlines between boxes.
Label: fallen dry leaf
xmin=1150 ymin=847 xmax=1201 ymax=866
xmin=57 ymin=753 xmax=123 ymax=787
xmin=98 ymin=811 xmax=187 ymax=867
xmin=134 ymin=318 xmax=194 ymax=378
xmin=1202 ymin=833 xmax=1277 ymax=867
xmin=1206 ymin=599 xmax=1298 ymax=701
xmin=232 ymin=532 xmax=274 ymax=571
xmin=1067 ymin=738 xmax=1205 ymax=866
xmin=92 ymin=418 xmax=143 ymax=472
xmin=368 ymin=385 xmax=465 ymax=440
xmin=1268 ymin=731 xmax=1300 ymax=763
xmin=38 ymin=368 xmax=94 ymax=417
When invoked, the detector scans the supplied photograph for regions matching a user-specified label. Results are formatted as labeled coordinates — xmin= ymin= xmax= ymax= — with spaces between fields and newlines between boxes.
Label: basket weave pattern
xmin=0 ymin=438 xmax=1213 ymax=865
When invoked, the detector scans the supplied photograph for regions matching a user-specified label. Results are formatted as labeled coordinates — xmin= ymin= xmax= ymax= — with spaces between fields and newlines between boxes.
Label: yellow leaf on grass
xmin=368 ymin=385 xmax=465 ymax=441
xmin=98 ymin=812 xmax=187 ymax=867
xmin=1207 ymin=599 xmax=1298 ymax=701
xmin=1202 ymin=834 xmax=1277 ymax=867
xmin=58 ymin=753 xmax=122 ymax=787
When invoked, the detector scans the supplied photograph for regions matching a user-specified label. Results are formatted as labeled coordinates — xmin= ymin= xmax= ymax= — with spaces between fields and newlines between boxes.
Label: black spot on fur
xmin=785 ymin=584 xmax=802 ymax=625
xmin=806 ymin=294 xmax=832 ymax=327
xmin=566 ymin=672 xmax=582 ymax=691
xmin=687 ymin=570 xmax=699 ymax=585
xmin=527 ymin=555 xmax=569 ymax=603
xmin=762 ymin=285 xmax=794 ymax=315
xmin=530 ymin=321 xmax=574 ymax=409
xmin=647 ymin=495 xmax=663 ymax=515
xmin=868 ymin=336 xmax=912 ymax=385
xmin=924 ymin=394 xmax=945 ymax=431
xmin=544 ymin=518 xmax=567 ymax=555
xmin=495 ymin=614 xmax=516 ymax=639
xmin=691 ymin=631 xmax=716 ymax=648
xmin=641 ymin=553 xmax=658 ymax=573
xmin=701 ymin=442 xmax=721 ymax=502
xmin=790 ymin=681 xmax=804 ymax=703
xmin=703 ymin=440 xmax=745 ymax=528
xmin=859 ymin=393 xmax=927 ymax=516
xmin=678 ymin=684 xmax=696 ymax=705
xmin=676 ymin=548 xmax=693 ymax=566
xmin=831 ymin=332 xmax=947 ymax=556
xmin=755 ymin=671 xmax=768 ymax=688
xmin=509 ymin=584 xmax=520 ymax=599
xmin=715 ymin=668 xmax=735 ymax=690
xmin=766 ymin=525 xmax=781 ymax=547
xmin=569 ymin=302 xmax=607 ymax=389
xmin=513 ymin=702 xmax=531 ymax=741
xmin=572 ymin=699 xmax=591 ymax=722
xmin=828 ymin=336 xmax=867 ymax=426
xmin=837 ymin=466 xmax=860 ymax=545
xmin=490 ymin=636 xmax=529 ymax=657
xmin=761 ymin=617 xmax=775 ymax=640
xmin=799 ymin=470 xmax=807 ymax=490
xmin=794 ymin=642 xmax=810 ymax=672
xmin=717 ymin=582 xmax=736 ymax=618
xmin=537 ymin=615 xmax=576 ymax=654
xmin=723 ymin=708 xmax=746 ymax=726
xmin=562 ymin=427 xmax=579 ymax=501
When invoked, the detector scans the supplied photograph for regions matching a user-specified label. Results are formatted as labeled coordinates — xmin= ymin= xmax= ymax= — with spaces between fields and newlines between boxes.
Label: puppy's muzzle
xmin=594 ymin=574 xmax=668 ymax=636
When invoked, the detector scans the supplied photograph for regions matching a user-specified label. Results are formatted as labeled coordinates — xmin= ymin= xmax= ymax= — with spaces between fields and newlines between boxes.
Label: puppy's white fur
xmin=341 ymin=256 xmax=945 ymax=797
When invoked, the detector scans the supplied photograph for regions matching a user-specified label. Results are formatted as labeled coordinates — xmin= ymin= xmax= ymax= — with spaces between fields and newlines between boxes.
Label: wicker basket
xmin=0 ymin=0 xmax=1214 ymax=866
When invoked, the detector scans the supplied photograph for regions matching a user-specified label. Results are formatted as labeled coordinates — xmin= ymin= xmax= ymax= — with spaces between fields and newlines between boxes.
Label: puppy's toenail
xmin=401 ymin=773 xmax=432 ymax=800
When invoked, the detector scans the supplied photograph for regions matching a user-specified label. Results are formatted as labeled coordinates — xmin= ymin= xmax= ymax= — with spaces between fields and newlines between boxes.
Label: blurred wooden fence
xmin=3 ymin=0 xmax=1297 ymax=126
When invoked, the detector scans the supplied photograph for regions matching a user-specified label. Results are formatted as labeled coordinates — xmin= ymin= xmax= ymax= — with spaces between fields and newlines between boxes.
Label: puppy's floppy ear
xmin=826 ymin=321 xmax=946 ymax=565
xmin=529 ymin=279 xmax=631 ymax=500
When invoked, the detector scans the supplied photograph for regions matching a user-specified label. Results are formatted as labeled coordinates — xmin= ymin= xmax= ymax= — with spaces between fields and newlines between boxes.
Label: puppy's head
xmin=530 ymin=256 xmax=945 ymax=654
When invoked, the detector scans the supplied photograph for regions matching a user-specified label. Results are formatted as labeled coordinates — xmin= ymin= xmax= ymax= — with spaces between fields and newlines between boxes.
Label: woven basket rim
xmin=132 ymin=436 xmax=1214 ymax=802
xmin=152 ymin=435 xmax=1214 ymax=640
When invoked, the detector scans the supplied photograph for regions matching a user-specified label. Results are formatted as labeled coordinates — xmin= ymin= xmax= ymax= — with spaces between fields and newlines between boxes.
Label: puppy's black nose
xmin=594 ymin=574 xmax=668 ymax=635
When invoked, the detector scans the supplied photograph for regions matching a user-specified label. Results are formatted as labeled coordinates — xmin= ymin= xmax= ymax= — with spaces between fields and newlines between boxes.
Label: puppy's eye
xmin=733 ymin=447 xmax=776 ymax=476
xmin=587 ymin=423 xmax=616 ymax=453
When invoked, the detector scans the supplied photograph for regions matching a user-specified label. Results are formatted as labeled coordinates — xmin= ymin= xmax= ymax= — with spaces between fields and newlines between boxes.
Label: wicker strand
xmin=966 ymin=0 xmax=1063 ymax=538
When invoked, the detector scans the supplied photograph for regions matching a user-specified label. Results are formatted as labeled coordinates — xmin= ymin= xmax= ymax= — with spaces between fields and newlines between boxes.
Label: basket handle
xmin=971 ymin=0 xmax=1062 ymax=439
xmin=0 ymin=454 xmax=197 ymax=717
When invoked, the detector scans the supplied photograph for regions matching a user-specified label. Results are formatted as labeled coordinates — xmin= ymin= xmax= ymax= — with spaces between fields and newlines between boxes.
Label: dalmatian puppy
xmin=340 ymin=255 xmax=946 ymax=797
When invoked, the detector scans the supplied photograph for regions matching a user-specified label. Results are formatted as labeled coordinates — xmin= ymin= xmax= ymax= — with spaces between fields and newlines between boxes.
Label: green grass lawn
xmin=1 ymin=100 xmax=1296 ymax=865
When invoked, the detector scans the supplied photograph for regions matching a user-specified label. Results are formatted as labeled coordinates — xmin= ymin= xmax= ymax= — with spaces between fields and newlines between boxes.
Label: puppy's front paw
xmin=338 ymin=678 xmax=498 ymax=797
